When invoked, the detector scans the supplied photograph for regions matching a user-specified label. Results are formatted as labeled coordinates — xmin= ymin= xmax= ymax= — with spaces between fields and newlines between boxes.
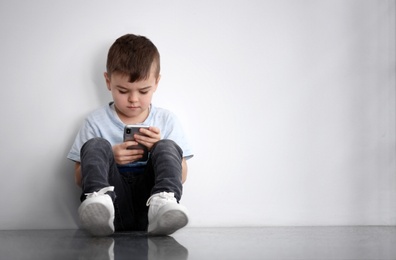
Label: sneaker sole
xmin=79 ymin=200 xmax=114 ymax=237
xmin=148 ymin=205 xmax=188 ymax=236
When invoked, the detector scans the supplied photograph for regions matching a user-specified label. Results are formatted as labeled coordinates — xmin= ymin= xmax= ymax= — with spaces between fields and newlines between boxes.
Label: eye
xmin=118 ymin=90 xmax=128 ymax=94
xmin=140 ymin=91 xmax=149 ymax=95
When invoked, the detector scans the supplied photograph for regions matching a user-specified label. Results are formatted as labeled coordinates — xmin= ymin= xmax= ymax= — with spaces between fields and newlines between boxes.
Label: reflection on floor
xmin=0 ymin=227 xmax=395 ymax=259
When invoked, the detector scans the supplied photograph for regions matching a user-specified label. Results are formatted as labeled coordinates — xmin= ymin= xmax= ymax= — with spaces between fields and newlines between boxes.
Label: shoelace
xmin=85 ymin=186 xmax=115 ymax=199
xmin=146 ymin=191 xmax=176 ymax=206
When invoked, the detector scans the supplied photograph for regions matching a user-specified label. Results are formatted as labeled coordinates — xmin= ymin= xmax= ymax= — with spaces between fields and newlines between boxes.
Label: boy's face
xmin=105 ymin=70 xmax=160 ymax=124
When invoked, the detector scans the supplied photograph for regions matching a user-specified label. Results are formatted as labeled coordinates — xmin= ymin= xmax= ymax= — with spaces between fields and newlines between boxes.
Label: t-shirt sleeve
xmin=67 ymin=119 xmax=97 ymax=162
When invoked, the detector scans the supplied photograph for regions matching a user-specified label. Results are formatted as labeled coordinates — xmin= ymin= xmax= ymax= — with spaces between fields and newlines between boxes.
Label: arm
xmin=182 ymin=158 xmax=188 ymax=184
xmin=74 ymin=162 xmax=82 ymax=187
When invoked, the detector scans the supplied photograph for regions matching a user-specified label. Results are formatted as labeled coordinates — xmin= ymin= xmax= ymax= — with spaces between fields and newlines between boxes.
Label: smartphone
xmin=123 ymin=125 xmax=150 ymax=161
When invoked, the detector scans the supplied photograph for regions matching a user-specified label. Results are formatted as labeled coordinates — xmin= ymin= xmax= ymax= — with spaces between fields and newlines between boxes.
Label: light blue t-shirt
xmin=67 ymin=102 xmax=193 ymax=168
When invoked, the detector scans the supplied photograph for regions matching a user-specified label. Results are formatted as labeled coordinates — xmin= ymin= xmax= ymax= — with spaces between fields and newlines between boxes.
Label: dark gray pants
xmin=80 ymin=137 xmax=183 ymax=231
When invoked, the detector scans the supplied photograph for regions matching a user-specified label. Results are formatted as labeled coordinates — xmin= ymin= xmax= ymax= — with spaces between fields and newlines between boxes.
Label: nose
xmin=128 ymin=92 xmax=138 ymax=103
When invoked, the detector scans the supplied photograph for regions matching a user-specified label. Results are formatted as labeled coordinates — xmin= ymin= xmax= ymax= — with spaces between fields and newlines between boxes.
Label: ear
xmin=153 ymin=74 xmax=161 ymax=92
xmin=156 ymin=74 xmax=161 ymax=84
xmin=104 ymin=72 xmax=111 ymax=91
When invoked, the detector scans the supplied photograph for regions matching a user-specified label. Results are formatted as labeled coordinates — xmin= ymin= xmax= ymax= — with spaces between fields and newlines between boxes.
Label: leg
xmin=144 ymin=139 xmax=188 ymax=235
xmin=78 ymin=138 xmax=119 ymax=236
xmin=147 ymin=139 xmax=183 ymax=200
xmin=80 ymin=137 xmax=150 ymax=232
xmin=80 ymin=137 xmax=119 ymax=201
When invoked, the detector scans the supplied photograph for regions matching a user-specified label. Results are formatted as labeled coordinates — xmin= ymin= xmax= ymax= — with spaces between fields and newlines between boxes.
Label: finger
xmin=118 ymin=152 xmax=144 ymax=164
xmin=134 ymin=134 xmax=153 ymax=145
xmin=123 ymin=148 xmax=145 ymax=155
xmin=116 ymin=151 xmax=143 ymax=163
xmin=123 ymin=153 xmax=144 ymax=160
xmin=148 ymin=126 xmax=160 ymax=134
xmin=123 ymin=141 xmax=139 ymax=149
xmin=136 ymin=129 xmax=160 ymax=140
xmin=119 ymin=157 xmax=142 ymax=165
xmin=134 ymin=135 xmax=158 ymax=146
xmin=139 ymin=128 xmax=153 ymax=138
xmin=140 ymin=127 xmax=160 ymax=137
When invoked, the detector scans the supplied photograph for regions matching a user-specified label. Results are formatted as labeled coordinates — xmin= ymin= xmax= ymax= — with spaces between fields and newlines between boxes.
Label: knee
xmin=81 ymin=137 xmax=111 ymax=153
xmin=151 ymin=139 xmax=183 ymax=157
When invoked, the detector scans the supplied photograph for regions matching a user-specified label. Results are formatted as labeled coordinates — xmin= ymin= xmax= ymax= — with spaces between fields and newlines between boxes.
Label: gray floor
xmin=0 ymin=227 xmax=395 ymax=260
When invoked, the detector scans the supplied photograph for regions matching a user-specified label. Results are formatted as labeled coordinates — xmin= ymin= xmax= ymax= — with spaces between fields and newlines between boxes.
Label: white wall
xmin=0 ymin=0 xmax=394 ymax=229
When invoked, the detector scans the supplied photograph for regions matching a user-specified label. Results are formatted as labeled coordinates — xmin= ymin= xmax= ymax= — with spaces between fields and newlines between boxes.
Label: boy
xmin=67 ymin=34 xmax=193 ymax=237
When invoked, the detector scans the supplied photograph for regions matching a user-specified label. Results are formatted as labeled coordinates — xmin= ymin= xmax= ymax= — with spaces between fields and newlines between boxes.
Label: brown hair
xmin=106 ymin=34 xmax=160 ymax=82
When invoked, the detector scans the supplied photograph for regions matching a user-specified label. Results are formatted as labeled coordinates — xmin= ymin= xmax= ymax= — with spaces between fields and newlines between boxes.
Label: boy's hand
xmin=134 ymin=126 xmax=161 ymax=151
xmin=112 ymin=141 xmax=144 ymax=165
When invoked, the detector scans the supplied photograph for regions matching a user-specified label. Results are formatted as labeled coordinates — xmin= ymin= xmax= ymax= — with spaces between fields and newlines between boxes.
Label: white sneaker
xmin=146 ymin=192 xmax=189 ymax=236
xmin=78 ymin=186 xmax=115 ymax=236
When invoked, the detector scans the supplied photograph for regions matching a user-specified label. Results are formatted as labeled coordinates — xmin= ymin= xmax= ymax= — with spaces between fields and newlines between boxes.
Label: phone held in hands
xmin=123 ymin=125 xmax=150 ymax=161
